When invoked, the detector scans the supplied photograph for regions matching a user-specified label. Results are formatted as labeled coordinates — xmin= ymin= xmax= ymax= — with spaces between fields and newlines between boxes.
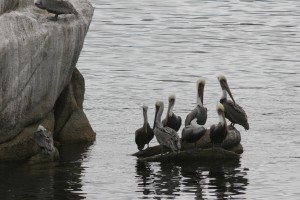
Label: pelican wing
xmin=185 ymin=108 xmax=197 ymax=126
xmin=42 ymin=0 xmax=77 ymax=14
xmin=154 ymin=126 xmax=181 ymax=152
xmin=164 ymin=127 xmax=181 ymax=152
xmin=224 ymin=100 xmax=249 ymax=130
xmin=135 ymin=127 xmax=145 ymax=150
xmin=162 ymin=113 xmax=182 ymax=132
xmin=185 ymin=105 xmax=207 ymax=126
xmin=182 ymin=125 xmax=206 ymax=143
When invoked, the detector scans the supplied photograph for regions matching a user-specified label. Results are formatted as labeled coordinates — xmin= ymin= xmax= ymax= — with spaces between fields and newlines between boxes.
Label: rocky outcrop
xmin=132 ymin=127 xmax=243 ymax=159
xmin=0 ymin=0 xmax=95 ymax=163
xmin=54 ymin=68 xmax=96 ymax=143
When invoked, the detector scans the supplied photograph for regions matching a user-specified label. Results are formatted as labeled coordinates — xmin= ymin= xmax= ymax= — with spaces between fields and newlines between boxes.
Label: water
xmin=1 ymin=0 xmax=300 ymax=199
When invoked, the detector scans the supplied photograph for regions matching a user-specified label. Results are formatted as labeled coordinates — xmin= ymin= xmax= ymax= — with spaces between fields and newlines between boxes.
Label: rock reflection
xmin=135 ymin=160 xmax=248 ymax=199
xmin=205 ymin=161 xmax=248 ymax=199
xmin=135 ymin=161 xmax=154 ymax=196
xmin=135 ymin=161 xmax=182 ymax=199
xmin=0 ymin=143 xmax=93 ymax=200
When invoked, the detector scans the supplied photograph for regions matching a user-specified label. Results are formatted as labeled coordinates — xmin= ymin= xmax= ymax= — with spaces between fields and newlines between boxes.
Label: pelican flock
xmin=134 ymin=75 xmax=249 ymax=154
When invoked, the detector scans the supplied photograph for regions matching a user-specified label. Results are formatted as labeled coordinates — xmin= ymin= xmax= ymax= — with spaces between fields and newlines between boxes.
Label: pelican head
xmin=216 ymin=103 xmax=227 ymax=126
xmin=142 ymin=104 xmax=148 ymax=111
xmin=216 ymin=103 xmax=224 ymax=112
xmin=217 ymin=75 xmax=235 ymax=103
xmin=197 ymin=79 xmax=205 ymax=105
xmin=34 ymin=0 xmax=43 ymax=7
xmin=37 ymin=125 xmax=46 ymax=131
xmin=142 ymin=104 xmax=149 ymax=125
xmin=217 ymin=74 xmax=227 ymax=82
xmin=168 ymin=94 xmax=176 ymax=104
xmin=155 ymin=100 xmax=163 ymax=108
xmin=167 ymin=94 xmax=176 ymax=117
xmin=154 ymin=101 xmax=164 ymax=128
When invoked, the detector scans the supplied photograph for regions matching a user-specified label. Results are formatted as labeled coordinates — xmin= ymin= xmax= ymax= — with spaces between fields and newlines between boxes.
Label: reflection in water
xmin=135 ymin=161 xmax=154 ymax=196
xmin=0 ymin=144 xmax=93 ymax=200
xmin=135 ymin=160 xmax=248 ymax=199
xmin=153 ymin=162 xmax=181 ymax=198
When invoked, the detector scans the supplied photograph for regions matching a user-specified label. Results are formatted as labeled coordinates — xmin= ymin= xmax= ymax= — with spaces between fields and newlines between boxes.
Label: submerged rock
xmin=0 ymin=0 xmax=95 ymax=162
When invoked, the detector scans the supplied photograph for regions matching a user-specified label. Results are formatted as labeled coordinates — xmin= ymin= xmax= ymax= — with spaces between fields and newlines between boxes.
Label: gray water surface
xmin=1 ymin=0 xmax=300 ymax=199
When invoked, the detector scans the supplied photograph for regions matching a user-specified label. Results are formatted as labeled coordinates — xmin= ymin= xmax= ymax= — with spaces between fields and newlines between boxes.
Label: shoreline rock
xmin=0 ymin=0 xmax=95 ymax=163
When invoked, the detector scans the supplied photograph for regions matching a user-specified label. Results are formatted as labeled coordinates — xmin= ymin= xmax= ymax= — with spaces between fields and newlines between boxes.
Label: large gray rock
xmin=0 ymin=0 xmax=93 ymax=144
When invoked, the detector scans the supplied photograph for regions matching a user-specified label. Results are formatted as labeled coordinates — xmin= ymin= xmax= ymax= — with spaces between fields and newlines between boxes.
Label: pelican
xmin=185 ymin=79 xmax=207 ymax=126
xmin=135 ymin=105 xmax=154 ymax=151
xmin=33 ymin=125 xmax=55 ymax=154
xmin=162 ymin=94 xmax=182 ymax=132
xmin=210 ymin=103 xmax=228 ymax=146
xmin=182 ymin=119 xmax=207 ymax=149
xmin=34 ymin=0 xmax=78 ymax=21
xmin=217 ymin=75 xmax=249 ymax=130
xmin=154 ymin=101 xmax=181 ymax=153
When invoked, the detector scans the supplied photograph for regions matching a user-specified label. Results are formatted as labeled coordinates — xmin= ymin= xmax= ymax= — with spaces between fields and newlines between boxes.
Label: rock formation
xmin=132 ymin=127 xmax=243 ymax=162
xmin=0 ymin=0 xmax=95 ymax=163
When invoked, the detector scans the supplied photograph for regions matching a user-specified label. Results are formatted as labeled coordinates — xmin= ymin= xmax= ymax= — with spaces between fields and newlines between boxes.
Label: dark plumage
xmin=34 ymin=0 xmax=78 ymax=21
xmin=210 ymin=104 xmax=228 ymax=146
xmin=220 ymin=99 xmax=249 ymax=130
xmin=218 ymin=75 xmax=249 ymax=130
xmin=185 ymin=105 xmax=207 ymax=126
xmin=135 ymin=105 xmax=154 ymax=151
xmin=162 ymin=94 xmax=182 ymax=132
xmin=182 ymin=123 xmax=206 ymax=148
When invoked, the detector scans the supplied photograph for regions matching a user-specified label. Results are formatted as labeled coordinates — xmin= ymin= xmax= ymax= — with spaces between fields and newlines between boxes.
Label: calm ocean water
xmin=1 ymin=0 xmax=300 ymax=199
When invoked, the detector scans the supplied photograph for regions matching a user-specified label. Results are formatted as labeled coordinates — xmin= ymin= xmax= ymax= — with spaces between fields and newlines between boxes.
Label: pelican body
xmin=185 ymin=79 xmax=207 ymax=127
xmin=135 ymin=105 xmax=154 ymax=151
xmin=162 ymin=94 xmax=182 ymax=132
xmin=154 ymin=101 xmax=181 ymax=153
xmin=33 ymin=125 xmax=55 ymax=154
xmin=182 ymin=119 xmax=207 ymax=148
xmin=210 ymin=104 xmax=228 ymax=146
xmin=218 ymin=75 xmax=249 ymax=130
xmin=34 ymin=0 xmax=78 ymax=21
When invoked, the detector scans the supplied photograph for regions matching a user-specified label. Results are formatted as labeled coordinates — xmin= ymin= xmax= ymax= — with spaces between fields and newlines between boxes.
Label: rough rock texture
xmin=0 ymin=111 xmax=57 ymax=162
xmin=138 ymin=148 xmax=240 ymax=163
xmin=0 ymin=0 xmax=95 ymax=162
xmin=54 ymin=68 xmax=96 ymax=143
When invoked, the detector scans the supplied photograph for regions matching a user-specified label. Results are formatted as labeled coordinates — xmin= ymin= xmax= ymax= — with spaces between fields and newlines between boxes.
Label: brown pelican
xmin=135 ymin=105 xmax=154 ymax=151
xmin=185 ymin=79 xmax=207 ymax=126
xmin=217 ymin=75 xmax=249 ymax=130
xmin=154 ymin=101 xmax=181 ymax=153
xmin=210 ymin=103 xmax=228 ymax=147
xmin=34 ymin=0 xmax=78 ymax=21
xmin=182 ymin=119 xmax=207 ymax=149
xmin=162 ymin=94 xmax=182 ymax=132
xmin=33 ymin=125 xmax=55 ymax=154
